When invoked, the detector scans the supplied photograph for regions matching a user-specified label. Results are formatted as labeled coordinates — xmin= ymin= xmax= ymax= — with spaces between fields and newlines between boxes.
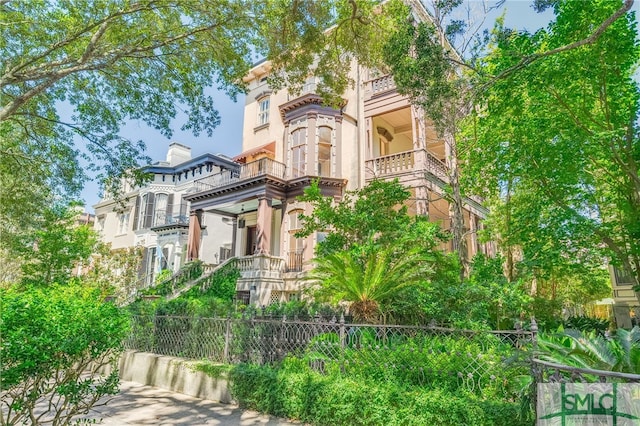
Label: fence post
xmin=339 ymin=313 xmax=346 ymax=351
xmin=530 ymin=317 xmax=539 ymax=421
xmin=530 ymin=317 xmax=538 ymax=353
xmin=223 ymin=315 xmax=231 ymax=363
xmin=339 ymin=313 xmax=346 ymax=373
xmin=279 ymin=315 xmax=286 ymax=361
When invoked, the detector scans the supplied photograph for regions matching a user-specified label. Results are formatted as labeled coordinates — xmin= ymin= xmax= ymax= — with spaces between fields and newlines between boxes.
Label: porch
xmin=234 ymin=253 xmax=304 ymax=306
xmin=192 ymin=157 xmax=286 ymax=194
xmin=364 ymin=148 xmax=449 ymax=182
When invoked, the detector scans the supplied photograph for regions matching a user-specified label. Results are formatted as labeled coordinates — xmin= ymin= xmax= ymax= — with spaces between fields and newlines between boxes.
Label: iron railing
xmin=152 ymin=212 xmax=189 ymax=228
xmin=125 ymin=315 xmax=534 ymax=393
xmin=286 ymin=250 xmax=304 ymax=272
xmin=532 ymin=359 xmax=640 ymax=384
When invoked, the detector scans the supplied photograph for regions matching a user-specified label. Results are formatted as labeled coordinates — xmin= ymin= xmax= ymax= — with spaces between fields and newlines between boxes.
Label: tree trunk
xmin=444 ymin=130 xmax=468 ymax=279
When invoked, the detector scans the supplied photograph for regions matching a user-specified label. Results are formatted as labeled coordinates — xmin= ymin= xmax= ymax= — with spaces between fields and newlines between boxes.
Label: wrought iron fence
xmin=532 ymin=359 xmax=640 ymax=384
xmin=125 ymin=315 xmax=534 ymax=392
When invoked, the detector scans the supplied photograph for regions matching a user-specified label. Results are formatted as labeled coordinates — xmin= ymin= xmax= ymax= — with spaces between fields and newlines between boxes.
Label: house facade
xmin=95 ymin=1 xmax=493 ymax=305
xmin=610 ymin=266 xmax=639 ymax=328
xmin=93 ymin=143 xmax=236 ymax=283
xmin=182 ymin=65 xmax=493 ymax=305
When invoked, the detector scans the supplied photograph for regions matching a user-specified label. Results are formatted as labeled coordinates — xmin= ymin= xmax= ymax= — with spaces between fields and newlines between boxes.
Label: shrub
xmin=228 ymin=358 xmax=531 ymax=426
xmin=128 ymin=263 xmax=240 ymax=317
xmin=563 ymin=315 xmax=610 ymax=335
xmin=1 ymin=283 xmax=130 ymax=425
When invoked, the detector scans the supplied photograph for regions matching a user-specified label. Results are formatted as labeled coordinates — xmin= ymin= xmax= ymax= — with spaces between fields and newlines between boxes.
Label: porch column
xmin=469 ymin=213 xmax=478 ymax=258
xmin=307 ymin=112 xmax=318 ymax=175
xmin=187 ymin=209 xmax=203 ymax=261
xmin=256 ymin=196 xmax=273 ymax=254
xmin=231 ymin=217 xmax=238 ymax=257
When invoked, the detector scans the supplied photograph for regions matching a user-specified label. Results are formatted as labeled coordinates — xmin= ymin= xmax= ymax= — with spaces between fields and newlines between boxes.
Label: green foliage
xmin=563 ymin=315 xmax=610 ymax=335
xmin=190 ymin=361 xmax=231 ymax=379
xmin=129 ymin=262 xmax=240 ymax=317
xmin=260 ymin=300 xmax=343 ymax=319
xmin=308 ymin=236 xmax=437 ymax=322
xmin=383 ymin=8 xmax=458 ymax=133
xmin=0 ymin=0 xmax=405 ymax=216
xmin=463 ymin=0 xmax=640 ymax=288
xmin=530 ymin=297 xmax=563 ymax=331
xmin=0 ymin=283 xmax=130 ymax=425
xmin=84 ymin=244 xmax=144 ymax=298
xmin=296 ymin=178 xmax=414 ymax=256
xmin=154 ymin=268 xmax=173 ymax=285
xmin=331 ymin=333 xmax=527 ymax=400
xmin=299 ymin=179 xmax=455 ymax=323
xmin=145 ymin=260 xmax=203 ymax=297
xmin=390 ymin=254 xmax=532 ymax=329
xmin=538 ymin=326 xmax=640 ymax=374
xmin=14 ymin=204 xmax=98 ymax=287
xmin=229 ymin=356 xmax=531 ymax=426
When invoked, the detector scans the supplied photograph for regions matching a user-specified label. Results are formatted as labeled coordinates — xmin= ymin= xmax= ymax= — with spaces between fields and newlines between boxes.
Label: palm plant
xmin=307 ymin=240 xmax=433 ymax=323
xmin=537 ymin=326 xmax=640 ymax=374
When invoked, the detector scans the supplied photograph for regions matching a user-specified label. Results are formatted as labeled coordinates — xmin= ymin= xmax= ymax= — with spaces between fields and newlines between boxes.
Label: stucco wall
xmin=104 ymin=350 xmax=232 ymax=403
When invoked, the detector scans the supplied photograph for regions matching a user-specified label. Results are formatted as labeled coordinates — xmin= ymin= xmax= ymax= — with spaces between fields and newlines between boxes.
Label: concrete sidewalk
xmin=83 ymin=380 xmax=301 ymax=425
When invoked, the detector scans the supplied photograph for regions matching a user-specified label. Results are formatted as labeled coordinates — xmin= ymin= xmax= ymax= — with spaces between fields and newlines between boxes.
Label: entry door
xmin=246 ymin=226 xmax=257 ymax=255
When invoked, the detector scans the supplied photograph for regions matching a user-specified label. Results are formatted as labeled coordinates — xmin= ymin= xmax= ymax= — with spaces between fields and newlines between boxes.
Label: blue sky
xmin=78 ymin=0 xmax=633 ymax=211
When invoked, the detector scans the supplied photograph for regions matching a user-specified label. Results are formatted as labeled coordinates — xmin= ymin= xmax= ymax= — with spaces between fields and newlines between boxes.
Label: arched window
xmin=317 ymin=125 xmax=333 ymax=177
xmin=290 ymin=127 xmax=307 ymax=178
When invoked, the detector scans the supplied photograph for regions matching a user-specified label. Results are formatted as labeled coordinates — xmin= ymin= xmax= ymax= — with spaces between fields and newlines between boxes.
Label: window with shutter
xmin=143 ymin=193 xmax=155 ymax=228
xmin=154 ymin=193 xmax=168 ymax=226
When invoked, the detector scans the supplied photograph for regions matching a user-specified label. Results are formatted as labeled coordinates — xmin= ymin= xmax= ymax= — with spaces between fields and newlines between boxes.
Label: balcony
xmin=286 ymin=250 xmax=304 ymax=272
xmin=287 ymin=81 xmax=318 ymax=101
xmin=150 ymin=212 xmax=189 ymax=232
xmin=153 ymin=212 xmax=189 ymax=227
xmin=193 ymin=157 xmax=287 ymax=193
xmin=367 ymin=75 xmax=396 ymax=97
xmin=235 ymin=254 xmax=286 ymax=280
xmin=365 ymin=149 xmax=448 ymax=181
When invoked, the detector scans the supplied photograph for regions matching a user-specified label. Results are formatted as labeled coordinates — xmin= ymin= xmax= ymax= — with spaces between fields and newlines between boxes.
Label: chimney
xmin=166 ymin=143 xmax=191 ymax=166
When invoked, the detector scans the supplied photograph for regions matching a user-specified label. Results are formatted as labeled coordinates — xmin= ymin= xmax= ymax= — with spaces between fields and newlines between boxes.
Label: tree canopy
xmin=461 ymin=0 xmax=639 ymax=289
xmin=298 ymin=179 xmax=451 ymax=322
xmin=0 ymin=0 xmax=403 ymax=255
xmin=380 ymin=0 xmax=637 ymax=296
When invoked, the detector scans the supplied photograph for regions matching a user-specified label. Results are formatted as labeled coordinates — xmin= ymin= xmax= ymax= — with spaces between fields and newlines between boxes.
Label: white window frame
xmin=117 ymin=213 xmax=130 ymax=235
xmin=257 ymin=97 xmax=270 ymax=126
xmin=154 ymin=193 xmax=169 ymax=226
xmin=317 ymin=125 xmax=334 ymax=177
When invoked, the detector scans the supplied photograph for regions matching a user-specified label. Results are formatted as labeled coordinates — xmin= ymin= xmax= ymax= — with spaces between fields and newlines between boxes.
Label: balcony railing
xmin=152 ymin=212 xmax=189 ymax=228
xmin=365 ymin=149 xmax=449 ymax=181
xmin=235 ymin=254 xmax=286 ymax=281
xmin=286 ymin=250 xmax=304 ymax=272
xmin=424 ymin=151 xmax=449 ymax=180
xmin=193 ymin=157 xmax=287 ymax=193
xmin=369 ymin=75 xmax=396 ymax=96
xmin=367 ymin=150 xmax=415 ymax=177
xmin=287 ymin=81 xmax=318 ymax=101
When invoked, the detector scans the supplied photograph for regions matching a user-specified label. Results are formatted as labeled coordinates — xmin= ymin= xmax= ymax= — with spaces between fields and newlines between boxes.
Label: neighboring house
xmin=610 ymin=266 xmax=639 ymax=328
xmin=93 ymin=143 xmax=235 ymax=283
